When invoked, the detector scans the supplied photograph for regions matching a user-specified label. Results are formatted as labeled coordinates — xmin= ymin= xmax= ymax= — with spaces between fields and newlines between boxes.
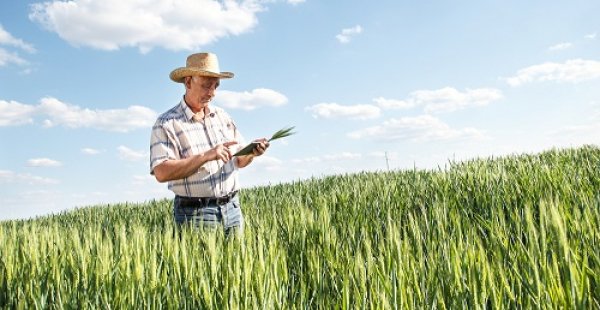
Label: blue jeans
xmin=173 ymin=194 xmax=244 ymax=236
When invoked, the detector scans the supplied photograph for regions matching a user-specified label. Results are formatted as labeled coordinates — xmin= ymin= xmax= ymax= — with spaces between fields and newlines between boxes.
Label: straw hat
xmin=169 ymin=52 xmax=234 ymax=83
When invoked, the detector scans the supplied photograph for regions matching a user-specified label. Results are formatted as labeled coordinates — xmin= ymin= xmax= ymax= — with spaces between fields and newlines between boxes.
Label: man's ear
xmin=184 ymin=76 xmax=192 ymax=89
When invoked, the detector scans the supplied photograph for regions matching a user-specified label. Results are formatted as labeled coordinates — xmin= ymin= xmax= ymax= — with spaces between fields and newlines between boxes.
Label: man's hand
xmin=252 ymin=138 xmax=270 ymax=156
xmin=234 ymin=138 xmax=269 ymax=169
xmin=211 ymin=141 xmax=238 ymax=163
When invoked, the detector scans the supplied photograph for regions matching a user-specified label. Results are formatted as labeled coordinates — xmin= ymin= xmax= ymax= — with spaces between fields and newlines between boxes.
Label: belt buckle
xmin=216 ymin=191 xmax=236 ymax=205
xmin=216 ymin=195 xmax=230 ymax=205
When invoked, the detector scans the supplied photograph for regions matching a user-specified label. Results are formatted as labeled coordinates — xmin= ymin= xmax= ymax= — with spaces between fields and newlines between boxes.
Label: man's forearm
xmin=153 ymin=153 xmax=210 ymax=182
xmin=236 ymin=154 xmax=254 ymax=168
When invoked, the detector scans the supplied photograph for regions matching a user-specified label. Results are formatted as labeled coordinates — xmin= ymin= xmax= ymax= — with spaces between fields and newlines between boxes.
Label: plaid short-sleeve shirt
xmin=150 ymin=99 xmax=245 ymax=198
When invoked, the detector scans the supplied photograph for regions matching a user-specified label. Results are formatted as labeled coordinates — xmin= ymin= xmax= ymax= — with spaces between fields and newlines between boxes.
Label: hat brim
xmin=170 ymin=67 xmax=234 ymax=83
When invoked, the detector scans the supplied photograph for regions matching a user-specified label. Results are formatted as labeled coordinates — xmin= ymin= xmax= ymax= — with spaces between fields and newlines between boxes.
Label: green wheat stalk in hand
xmin=269 ymin=126 xmax=296 ymax=141
xmin=234 ymin=126 xmax=296 ymax=156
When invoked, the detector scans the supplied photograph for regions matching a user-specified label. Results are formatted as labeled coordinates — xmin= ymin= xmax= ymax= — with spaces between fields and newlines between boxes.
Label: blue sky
xmin=1 ymin=0 xmax=599 ymax=220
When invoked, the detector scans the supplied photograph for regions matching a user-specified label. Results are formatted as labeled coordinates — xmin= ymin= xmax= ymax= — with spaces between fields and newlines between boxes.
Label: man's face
xmin=185 ymin=75 xmax=220 ymax=108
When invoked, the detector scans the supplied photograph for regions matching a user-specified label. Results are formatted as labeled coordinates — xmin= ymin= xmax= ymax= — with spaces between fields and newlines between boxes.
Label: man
xmin=150 ymin=52 xmax=269 ymax=235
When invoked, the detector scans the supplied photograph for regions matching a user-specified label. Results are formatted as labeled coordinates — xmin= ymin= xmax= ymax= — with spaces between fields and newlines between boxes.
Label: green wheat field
xmin=1 ymin=145 xmax=599 ymax=308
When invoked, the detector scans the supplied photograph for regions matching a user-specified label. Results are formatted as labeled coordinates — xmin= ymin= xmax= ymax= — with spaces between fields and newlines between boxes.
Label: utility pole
xmin=385 ymin=151 xmax=390 ymax=171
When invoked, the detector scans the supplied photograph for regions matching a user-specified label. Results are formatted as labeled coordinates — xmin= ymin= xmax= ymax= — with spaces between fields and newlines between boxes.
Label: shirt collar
xmin=179 ymin=97 xmax=215 ymax=121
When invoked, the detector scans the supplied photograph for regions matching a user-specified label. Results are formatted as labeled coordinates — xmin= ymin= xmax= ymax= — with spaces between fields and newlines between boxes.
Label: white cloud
xmin=290 ymin=156 xmax=320 ymax=164
xmin=548 ymin=42 xmax=572 ymax=51
xmin=29 ymin=0 xmax=263 ymax=52
xmin=81 ymin=148 xmax=102 ymax=155
xmin=0 ymin=24 xmax=36 ymax=53
xmin=132 ymin=175 xmax=156 ymax=185
xmin=287 ymin=0 xmax=305 ymax=5
xmin=323 ymin=152 xmax=362 ymax=161
xmin=418 ymin=87 xmax=502 ymax=113
xmin=551 ymin=107 xmax=600 ymax=145
xmin=348 ymin=114 xmax=486 ymax=142
xmin=305 ymin=102 xmax=380 ymax=120
xmin=27 ymin=158 xmax=63 ymax=167
xmin=19 ymin=68 xmax=34 ymax=75
xmin=291 ymin=152 xmax=362 ymax=164
xmin=0 ymin=100 xmax=36 ymax=126
xmin=506 ymin=59 xmax=600 ymax=87
xmin=557 ymin=123 xmax=600 ymax=135
xmin=585 ymin=33 xmax=597 ymax=40
xmin=39 ymin=97 xmax=157 ymax=132
xmin=0 ymin=97 xmax=157 ymax=131
xmin=373 ymin=97 xmax=415 ymax=110
xmin=0 ymin=48 xmax=28 ymax=66
xmin=0 ymin=24 xmax=35 ymax=67
xmin=215 ymin=88 xmax=288 ymax=110
xmin=336 ymin=25 xmax=362 ymax=44
xmin=368 ymin=151 xmax=399 ymax=160
xmin=0 ymin=170 xmax=59 ymax=185
xmin=376 ymin=87 xmax=502 ymax=113
xmin=250 ymin=155 xmax=283 ymax=171
xmin=118 ymin=146 xmax=147 ymax=162
xmin=550 ymin=123 xmax=600 ymax=146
